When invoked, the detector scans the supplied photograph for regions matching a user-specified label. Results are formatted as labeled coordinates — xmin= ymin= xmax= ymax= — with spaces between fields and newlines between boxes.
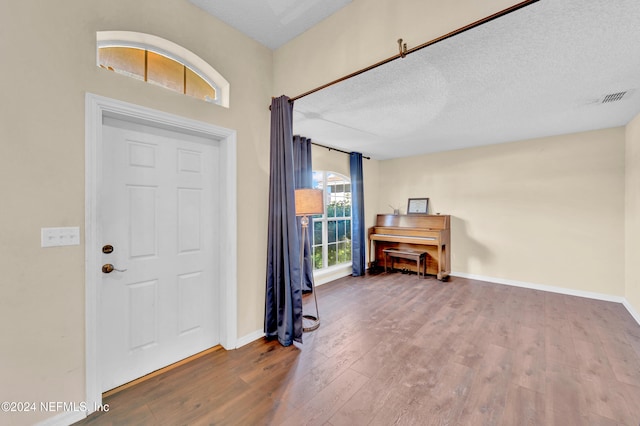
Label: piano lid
xmin=374 ymin=214 xmax=450 ymax=230
xmin=370 ymin=234 xmax=437 ymax=242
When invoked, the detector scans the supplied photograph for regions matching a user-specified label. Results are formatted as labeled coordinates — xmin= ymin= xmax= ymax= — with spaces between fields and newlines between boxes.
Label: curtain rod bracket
xmin=397 ymin=38 xmax=407 ymax=58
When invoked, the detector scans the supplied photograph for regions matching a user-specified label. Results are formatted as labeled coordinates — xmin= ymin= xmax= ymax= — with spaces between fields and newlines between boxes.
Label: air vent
xmin=601 ymin=91 xmax=626 ymax=103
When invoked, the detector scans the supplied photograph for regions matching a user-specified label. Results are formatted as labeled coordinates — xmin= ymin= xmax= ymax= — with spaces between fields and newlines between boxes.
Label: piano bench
xmin=383 ymin=248 xmax=427 ymax=279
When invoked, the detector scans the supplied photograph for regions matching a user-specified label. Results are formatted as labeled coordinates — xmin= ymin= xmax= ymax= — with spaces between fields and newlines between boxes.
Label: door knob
xmin=102 ymin=264 xmax=127 ymax=273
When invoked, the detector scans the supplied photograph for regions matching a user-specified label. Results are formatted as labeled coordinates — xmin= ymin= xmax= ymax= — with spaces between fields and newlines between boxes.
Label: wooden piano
xmin=368 ymin=214 xmax=451 ymax=280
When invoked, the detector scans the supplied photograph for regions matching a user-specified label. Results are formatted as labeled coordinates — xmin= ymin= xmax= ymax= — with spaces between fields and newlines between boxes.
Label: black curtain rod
xmin=270 ymin=0 xmax=539 ymax=108
xmin=312 ymin=142 xmax=371 ymax=160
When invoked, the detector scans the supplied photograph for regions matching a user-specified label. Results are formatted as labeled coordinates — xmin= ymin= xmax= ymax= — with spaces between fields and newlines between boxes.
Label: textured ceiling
xmin=292 ymin=0 xmax=640 ymax=159
xmin=189 ymin=0 xmax=352 ymax=50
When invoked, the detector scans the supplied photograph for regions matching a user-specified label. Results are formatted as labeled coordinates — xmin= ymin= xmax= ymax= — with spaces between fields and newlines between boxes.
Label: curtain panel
xmin=293 ymin=135 xmax=314 ymax=292
xmin=350 ymin=152 xmax=366 ymax=276
xmin=264 ymin=96 xmax=303 ymax=346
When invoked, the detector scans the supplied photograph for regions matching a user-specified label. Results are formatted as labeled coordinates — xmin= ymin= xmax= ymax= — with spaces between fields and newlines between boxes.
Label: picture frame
xmin=407 ymin=198 xmax=429 ymax=214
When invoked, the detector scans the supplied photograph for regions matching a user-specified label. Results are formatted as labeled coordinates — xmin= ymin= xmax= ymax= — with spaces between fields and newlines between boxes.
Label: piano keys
xmin=368 ymin=214 xmax=451 ymax=280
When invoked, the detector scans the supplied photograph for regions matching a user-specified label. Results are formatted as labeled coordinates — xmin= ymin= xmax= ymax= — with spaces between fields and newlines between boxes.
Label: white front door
xmin=99 ymin=116 xmax=220 ymax=392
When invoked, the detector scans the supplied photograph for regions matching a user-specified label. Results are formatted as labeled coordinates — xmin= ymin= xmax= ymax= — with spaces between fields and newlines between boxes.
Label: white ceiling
xmin=189 ymin=0 xmax=352 ymax=50
xmin=193 ymin=0 xmax=640 ymax=160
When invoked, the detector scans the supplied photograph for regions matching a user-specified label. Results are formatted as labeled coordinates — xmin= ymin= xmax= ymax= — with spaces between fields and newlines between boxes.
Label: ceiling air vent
xmin=601 ymin=91 xmax=626 ymax=103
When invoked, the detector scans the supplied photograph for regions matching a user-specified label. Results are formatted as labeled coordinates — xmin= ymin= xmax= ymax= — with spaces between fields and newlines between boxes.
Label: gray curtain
xmin=350 ymin=152 xmax=366 ymax=276
xmin=264 ymin=96 xmax=303 ymax=346
xmin=293 ymin=135 xmax=314 ymax=292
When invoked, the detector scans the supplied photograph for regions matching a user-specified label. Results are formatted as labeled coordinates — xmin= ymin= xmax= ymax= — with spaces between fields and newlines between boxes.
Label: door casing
xmin=84 ymin=93 xmax=237 ymax=412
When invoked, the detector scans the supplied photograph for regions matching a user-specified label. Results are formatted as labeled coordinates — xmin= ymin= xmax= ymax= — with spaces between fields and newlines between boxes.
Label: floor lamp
xmin=295 ymin=188 xmax=324 ymax=332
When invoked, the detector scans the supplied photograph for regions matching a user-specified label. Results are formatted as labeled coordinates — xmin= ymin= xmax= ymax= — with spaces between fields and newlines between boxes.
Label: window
xmin=96 ymin=31 xmax=229 ymax=107
xmin=311 ymin=171 xmax=352 ymax=270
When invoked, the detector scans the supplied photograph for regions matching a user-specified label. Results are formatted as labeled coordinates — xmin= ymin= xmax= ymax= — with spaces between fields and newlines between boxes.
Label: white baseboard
xmin=451 ymin=272 xmax=640 ymax=326
xmin=235 ymin=329 xmax=264 ymax=348
xmin=623 ymin=299 xmax=640 ymax=325
xmin=451 ymin=272 xmax=625 ymax=303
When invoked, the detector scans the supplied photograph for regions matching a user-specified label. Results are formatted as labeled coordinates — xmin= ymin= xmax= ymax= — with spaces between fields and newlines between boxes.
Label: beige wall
xmin=0 ymin=1 xmax=272 ymax=424
xmin=312 ymin=145 xmax=351 ymax=176
xmin=378 ymin=128 xmax=626 ymax=295
xmin=626 ymin=113 xmax=640 ymax=314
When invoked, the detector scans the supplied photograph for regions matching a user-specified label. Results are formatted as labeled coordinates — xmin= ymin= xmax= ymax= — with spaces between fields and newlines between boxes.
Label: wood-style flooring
xmin=75 ymin=274 xmax=640 ymax=425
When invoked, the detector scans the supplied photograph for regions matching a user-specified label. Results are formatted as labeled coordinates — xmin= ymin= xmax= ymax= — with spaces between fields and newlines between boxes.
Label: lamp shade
xmin=295 ymin=189 xmax=324 ymax=216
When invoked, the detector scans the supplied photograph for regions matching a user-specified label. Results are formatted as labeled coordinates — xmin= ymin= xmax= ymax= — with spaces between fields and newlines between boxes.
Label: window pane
xmin=313 ymin=221 xmax=322 ymax=245
xmin=328 ymin=244 xmax=337 ymax=267
xmin=328 ymin=220 xmax=337 ymax=243
xmin=313 ymin=246 xmax=323 ymax=269
xmin=337 ymin=242 xmax=344 ymax=263
xmin=337 ymin=220 xmax=346 ymax=241
xmin=336 ymin=202 xmax=344 ymax=217
xmin=345 ymin=239 xmax=352 ymax=261
xmin=346 ymin=220 xmax=352 ymax=240
xmin=312 ymin=171 xmax=323 ymax=190
xmin=185 ymin=67 xmax=216 ymax=102
xmin=147 ymin=51 xmax=184 ymax=93
xmin=98 ymin=47 xmax=145 ymax=80
xmin=327 ymin=202 xmax=335 ymax=218
xmin=327 ymin=173 xmax=341 ymax=189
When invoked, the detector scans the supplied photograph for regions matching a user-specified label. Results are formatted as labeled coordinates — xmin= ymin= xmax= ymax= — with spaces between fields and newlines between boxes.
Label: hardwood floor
xmin=75 ymin=274 xmax=640 ymax=425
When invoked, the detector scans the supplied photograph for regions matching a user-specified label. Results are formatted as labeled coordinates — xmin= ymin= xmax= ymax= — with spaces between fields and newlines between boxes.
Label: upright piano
xmin=368 ymin=214 xmax=451 ymax=280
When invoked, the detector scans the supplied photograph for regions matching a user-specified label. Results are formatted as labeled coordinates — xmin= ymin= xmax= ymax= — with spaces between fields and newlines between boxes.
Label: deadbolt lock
xmin=102 ymin=244 xmax=114 ymax=254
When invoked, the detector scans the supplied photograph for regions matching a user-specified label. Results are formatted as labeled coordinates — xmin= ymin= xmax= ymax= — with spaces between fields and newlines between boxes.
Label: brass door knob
xmin=102 ymin=264 xmax=127 ymax=273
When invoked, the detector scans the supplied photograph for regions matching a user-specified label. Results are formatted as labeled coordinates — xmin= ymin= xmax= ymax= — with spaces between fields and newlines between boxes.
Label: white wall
xmin=0 ymin=1 xmax=272 ymax=424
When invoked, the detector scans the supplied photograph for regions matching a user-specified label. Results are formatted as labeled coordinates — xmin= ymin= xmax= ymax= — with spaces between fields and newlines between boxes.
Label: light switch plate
xmin=41 ymin=227 xmax=81 ymax=247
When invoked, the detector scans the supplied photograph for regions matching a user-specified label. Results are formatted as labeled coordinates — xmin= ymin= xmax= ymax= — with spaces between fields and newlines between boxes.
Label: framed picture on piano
xmin=407 ymin=198 xmax=429 ymax=214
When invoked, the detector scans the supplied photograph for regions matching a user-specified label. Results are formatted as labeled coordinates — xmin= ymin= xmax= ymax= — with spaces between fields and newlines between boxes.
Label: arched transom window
xmin=97 ymin=31 xmax=229 ymax=108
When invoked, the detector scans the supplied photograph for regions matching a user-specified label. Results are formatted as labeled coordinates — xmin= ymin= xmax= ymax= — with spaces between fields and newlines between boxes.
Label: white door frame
xmin=84 ymin=93 xmax=237 ymax=411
